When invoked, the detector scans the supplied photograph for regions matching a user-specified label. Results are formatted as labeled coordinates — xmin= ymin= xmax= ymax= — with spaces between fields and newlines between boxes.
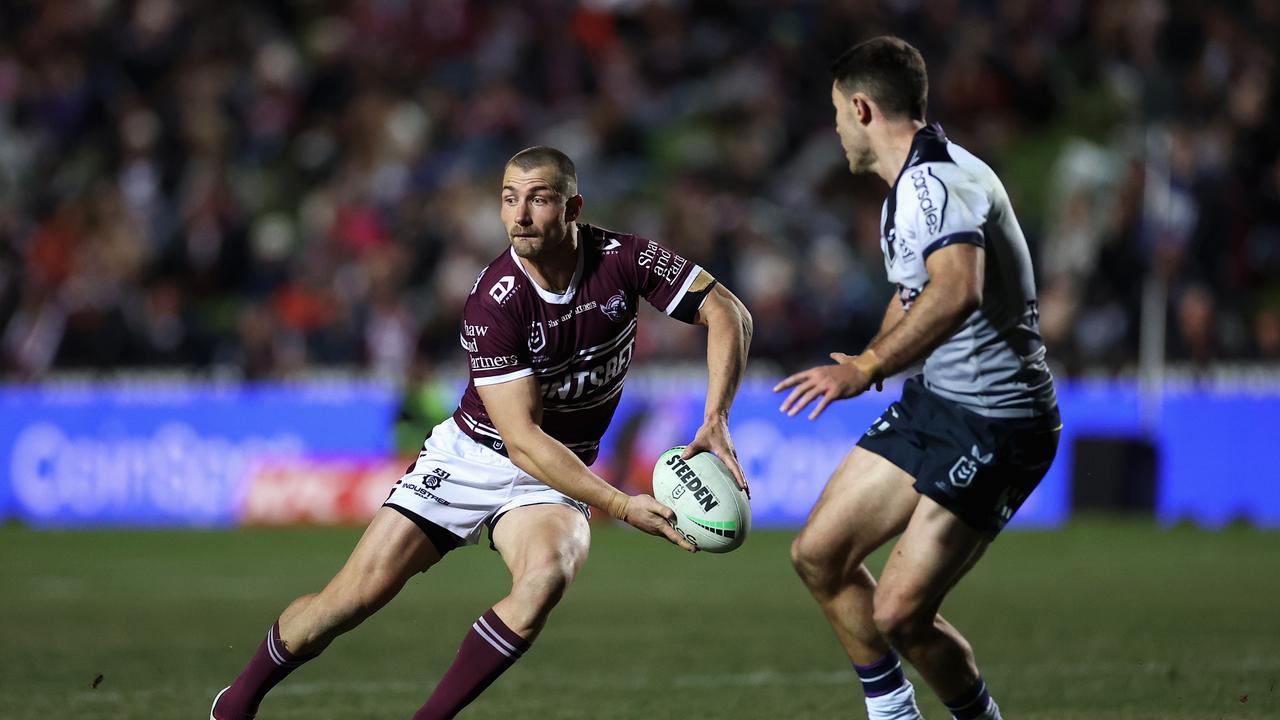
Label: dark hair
xmin=831 ymin=36 xmax=928 ymax=121
xmin=505 ymin=146 xmax=578 ymax=197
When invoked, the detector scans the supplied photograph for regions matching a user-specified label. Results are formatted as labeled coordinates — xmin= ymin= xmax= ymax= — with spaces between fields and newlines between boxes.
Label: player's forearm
xmin=504 ymin=429 xmax=624 ymax=512
xmin=866 ymin=296 xmax=905 ymax=348
xmin=700 ymin=287 xmax=752 ymax=421
xmin=866 ymin=285 xmax=977 ymax=378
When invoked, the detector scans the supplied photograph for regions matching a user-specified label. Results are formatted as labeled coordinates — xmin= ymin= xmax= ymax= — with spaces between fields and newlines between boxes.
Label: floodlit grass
xmin=1 ymin=519 xmax=1276 ymax=719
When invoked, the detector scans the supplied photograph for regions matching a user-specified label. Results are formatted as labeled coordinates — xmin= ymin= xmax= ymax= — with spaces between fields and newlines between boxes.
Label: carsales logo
xmin=9 ymin=422 xmax=304 ymax=522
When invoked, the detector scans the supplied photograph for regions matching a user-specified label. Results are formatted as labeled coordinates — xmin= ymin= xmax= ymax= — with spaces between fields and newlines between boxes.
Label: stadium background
xmin=2 ymin=1 xmax=1278 ymax=719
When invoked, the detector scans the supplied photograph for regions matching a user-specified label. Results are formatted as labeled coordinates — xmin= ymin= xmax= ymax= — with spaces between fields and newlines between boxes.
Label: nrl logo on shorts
xmin=528 ymin=321 xmax=547 ymax=353
xmin=422 ymin=467 xmax=451 ymax=490
xmin=600 ymin=292 xmax=628 ymax=322
xmin=948 ymin=445 xmax=994 ymax=488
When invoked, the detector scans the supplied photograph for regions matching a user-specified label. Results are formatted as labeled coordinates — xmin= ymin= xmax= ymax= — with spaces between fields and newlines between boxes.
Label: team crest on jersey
xmin=600 ymin=292 xmax=628 ymax=322
xmin=948 ymin=445 xmax=994 ymax=488
xmin=528 ymin=321 xmax=547 ymax=353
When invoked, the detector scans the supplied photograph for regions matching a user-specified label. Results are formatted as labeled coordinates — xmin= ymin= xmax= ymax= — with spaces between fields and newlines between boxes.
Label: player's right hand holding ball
xmin=607 ymin=491 xmax=698 ymax=553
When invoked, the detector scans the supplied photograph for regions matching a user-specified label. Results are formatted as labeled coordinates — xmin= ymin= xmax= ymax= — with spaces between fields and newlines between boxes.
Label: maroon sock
xmin=213 ymin=621 xmax=318 ymax=720
xmin=413 ymin=609 xmax=531 ymax=720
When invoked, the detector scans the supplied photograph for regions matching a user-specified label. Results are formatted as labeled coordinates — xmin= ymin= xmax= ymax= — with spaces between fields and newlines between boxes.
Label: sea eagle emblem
xmin=600 ymin=293 xmax=628 ymax=322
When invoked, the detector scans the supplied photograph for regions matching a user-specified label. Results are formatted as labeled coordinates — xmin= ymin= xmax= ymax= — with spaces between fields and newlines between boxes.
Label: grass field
xmin=2 ymin=520 xmax=1277 ymax=719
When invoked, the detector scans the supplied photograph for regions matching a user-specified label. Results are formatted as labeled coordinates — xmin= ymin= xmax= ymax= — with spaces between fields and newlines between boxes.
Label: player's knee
xmin=790 ymin=533 xmax=837 ymax=593
xmin=513 ymin=553 xmax=577 ymax=611
xmin=871 ymin=590 xmax=928 ymax=646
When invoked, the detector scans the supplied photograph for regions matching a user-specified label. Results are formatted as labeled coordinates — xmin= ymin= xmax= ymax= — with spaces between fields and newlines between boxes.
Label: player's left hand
xmin=774 ymin=352 xmax=883 ymax=420
xmin=681 ymin=417 xmax=750 ymax=498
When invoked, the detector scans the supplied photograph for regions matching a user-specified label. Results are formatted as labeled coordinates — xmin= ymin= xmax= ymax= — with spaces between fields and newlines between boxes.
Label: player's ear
xmin=852 ymin=94 xmax=873 ymax=126
xmin=564 ymin=194 xmax=583 ymax=223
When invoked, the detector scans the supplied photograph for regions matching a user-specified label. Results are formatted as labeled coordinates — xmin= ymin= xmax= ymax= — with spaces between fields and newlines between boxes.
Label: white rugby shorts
xmin=385 ymin=418 xmax=590 ymax=547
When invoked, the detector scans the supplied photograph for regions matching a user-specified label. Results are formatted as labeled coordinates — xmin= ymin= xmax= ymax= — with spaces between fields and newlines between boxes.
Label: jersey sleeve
xmin=459 ymin=290 xmax=533 ymax=388
xmin=896 ymin=163 xmax=991 ymax=262
xmin=627 ymin=235 xmax=705 ymax=323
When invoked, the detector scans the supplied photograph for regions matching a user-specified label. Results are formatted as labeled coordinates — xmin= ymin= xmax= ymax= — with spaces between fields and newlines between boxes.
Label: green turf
xmin=1 ymin=520 xmax=1276 ymax=719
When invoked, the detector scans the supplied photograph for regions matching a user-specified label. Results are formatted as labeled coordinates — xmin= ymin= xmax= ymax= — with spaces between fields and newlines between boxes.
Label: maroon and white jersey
xmin=453 ymin=223 xmax=704 ymax=465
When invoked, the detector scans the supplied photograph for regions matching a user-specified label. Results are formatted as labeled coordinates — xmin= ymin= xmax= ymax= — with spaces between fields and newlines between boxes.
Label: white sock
xmin=864 ymin=680 xmax=924 ymax=720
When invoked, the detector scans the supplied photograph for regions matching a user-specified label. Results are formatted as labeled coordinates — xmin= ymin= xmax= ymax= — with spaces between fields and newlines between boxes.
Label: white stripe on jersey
xmin=534 ymin=319 xmax=638 ymax=376
xmin=458 ymin=410 xmax=503 ymax=440
xmin=473 ymin=368 xmax=535 ymax=388
xmin=535 ymin=332 xmax=637 ymax=378
xmin=663 ymin=264 xmax=704 ymax=315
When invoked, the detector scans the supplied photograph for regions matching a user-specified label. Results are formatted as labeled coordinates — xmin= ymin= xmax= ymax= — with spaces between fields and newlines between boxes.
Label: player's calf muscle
xmin=279 ymin=585 xmax=383 ymax=651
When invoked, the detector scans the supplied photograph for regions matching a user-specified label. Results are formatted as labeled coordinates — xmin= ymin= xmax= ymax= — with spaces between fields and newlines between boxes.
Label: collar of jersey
xmin=508 ymin=235 xmax=585 ymax=305
xmin=892 ymin=122 xmax=947 ymax=190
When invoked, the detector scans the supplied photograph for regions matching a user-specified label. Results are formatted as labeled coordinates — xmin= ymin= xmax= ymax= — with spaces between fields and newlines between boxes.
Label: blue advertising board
xmin=0 ymin=382 xmax=396 ymax=527
xmin=0 ymin=377 xmax=1276 ymax=528
xmin=608 ymin=377 xmax=1070 ymax=529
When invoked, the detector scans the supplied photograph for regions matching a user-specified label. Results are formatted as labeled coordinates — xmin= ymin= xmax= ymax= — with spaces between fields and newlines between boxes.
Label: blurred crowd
xmin=2 ymin=0 xmax=1279 ymax=381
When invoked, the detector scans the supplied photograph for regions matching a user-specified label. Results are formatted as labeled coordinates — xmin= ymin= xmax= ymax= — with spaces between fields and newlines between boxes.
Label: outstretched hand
xmin=773 ymin=352 xmax=884 ymax=420
xmin=680 ymin=417 xmax=750 ymax=498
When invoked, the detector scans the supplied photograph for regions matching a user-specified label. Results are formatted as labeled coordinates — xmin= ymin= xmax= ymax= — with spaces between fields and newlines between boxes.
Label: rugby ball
xmin=651 ymin=446 xmax=751 ymax=553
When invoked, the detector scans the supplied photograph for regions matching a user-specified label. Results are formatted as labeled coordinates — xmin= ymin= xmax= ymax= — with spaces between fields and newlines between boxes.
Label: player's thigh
xmin=875 ymin=494 xmax=988 ymax=622
xmin=491 ymin=503 xmax=591 ymax=584
xmin=795 ymin=446 xmax=921 ymax=566
xmin=324 ymin=506 xmax=443 ymax=603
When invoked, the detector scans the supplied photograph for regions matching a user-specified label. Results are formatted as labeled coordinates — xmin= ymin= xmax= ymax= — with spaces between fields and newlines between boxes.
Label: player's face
xmin=501 ymin=166 xmax=576 ymax=259
xmin=832 ymin=83 xmax=873 ymax=174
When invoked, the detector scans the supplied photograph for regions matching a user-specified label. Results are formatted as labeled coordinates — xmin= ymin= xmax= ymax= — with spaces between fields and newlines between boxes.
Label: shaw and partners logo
xmin=471 ymin=354 xmax=519 ymax=371
xmin=910 ymin=168 xmax=947 ymax=236
xmin=637 ymin=239 xmax=687 ymax=284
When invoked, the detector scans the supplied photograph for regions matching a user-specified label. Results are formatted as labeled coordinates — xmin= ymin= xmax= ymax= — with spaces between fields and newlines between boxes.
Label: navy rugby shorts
xmin=857 ymin=376 xmax=1061 ymax=538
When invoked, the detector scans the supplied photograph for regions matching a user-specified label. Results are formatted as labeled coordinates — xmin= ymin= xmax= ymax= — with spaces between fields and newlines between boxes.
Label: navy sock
xmin=853 ymin=651 xmax=907 ymax=697
xmin=944 ymin=677 xmax=993 ymax=720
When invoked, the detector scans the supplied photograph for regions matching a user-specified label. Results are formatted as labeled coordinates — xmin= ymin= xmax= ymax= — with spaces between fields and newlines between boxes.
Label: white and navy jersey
xmin=879 ymin=124 xmax=1055 ymax=418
